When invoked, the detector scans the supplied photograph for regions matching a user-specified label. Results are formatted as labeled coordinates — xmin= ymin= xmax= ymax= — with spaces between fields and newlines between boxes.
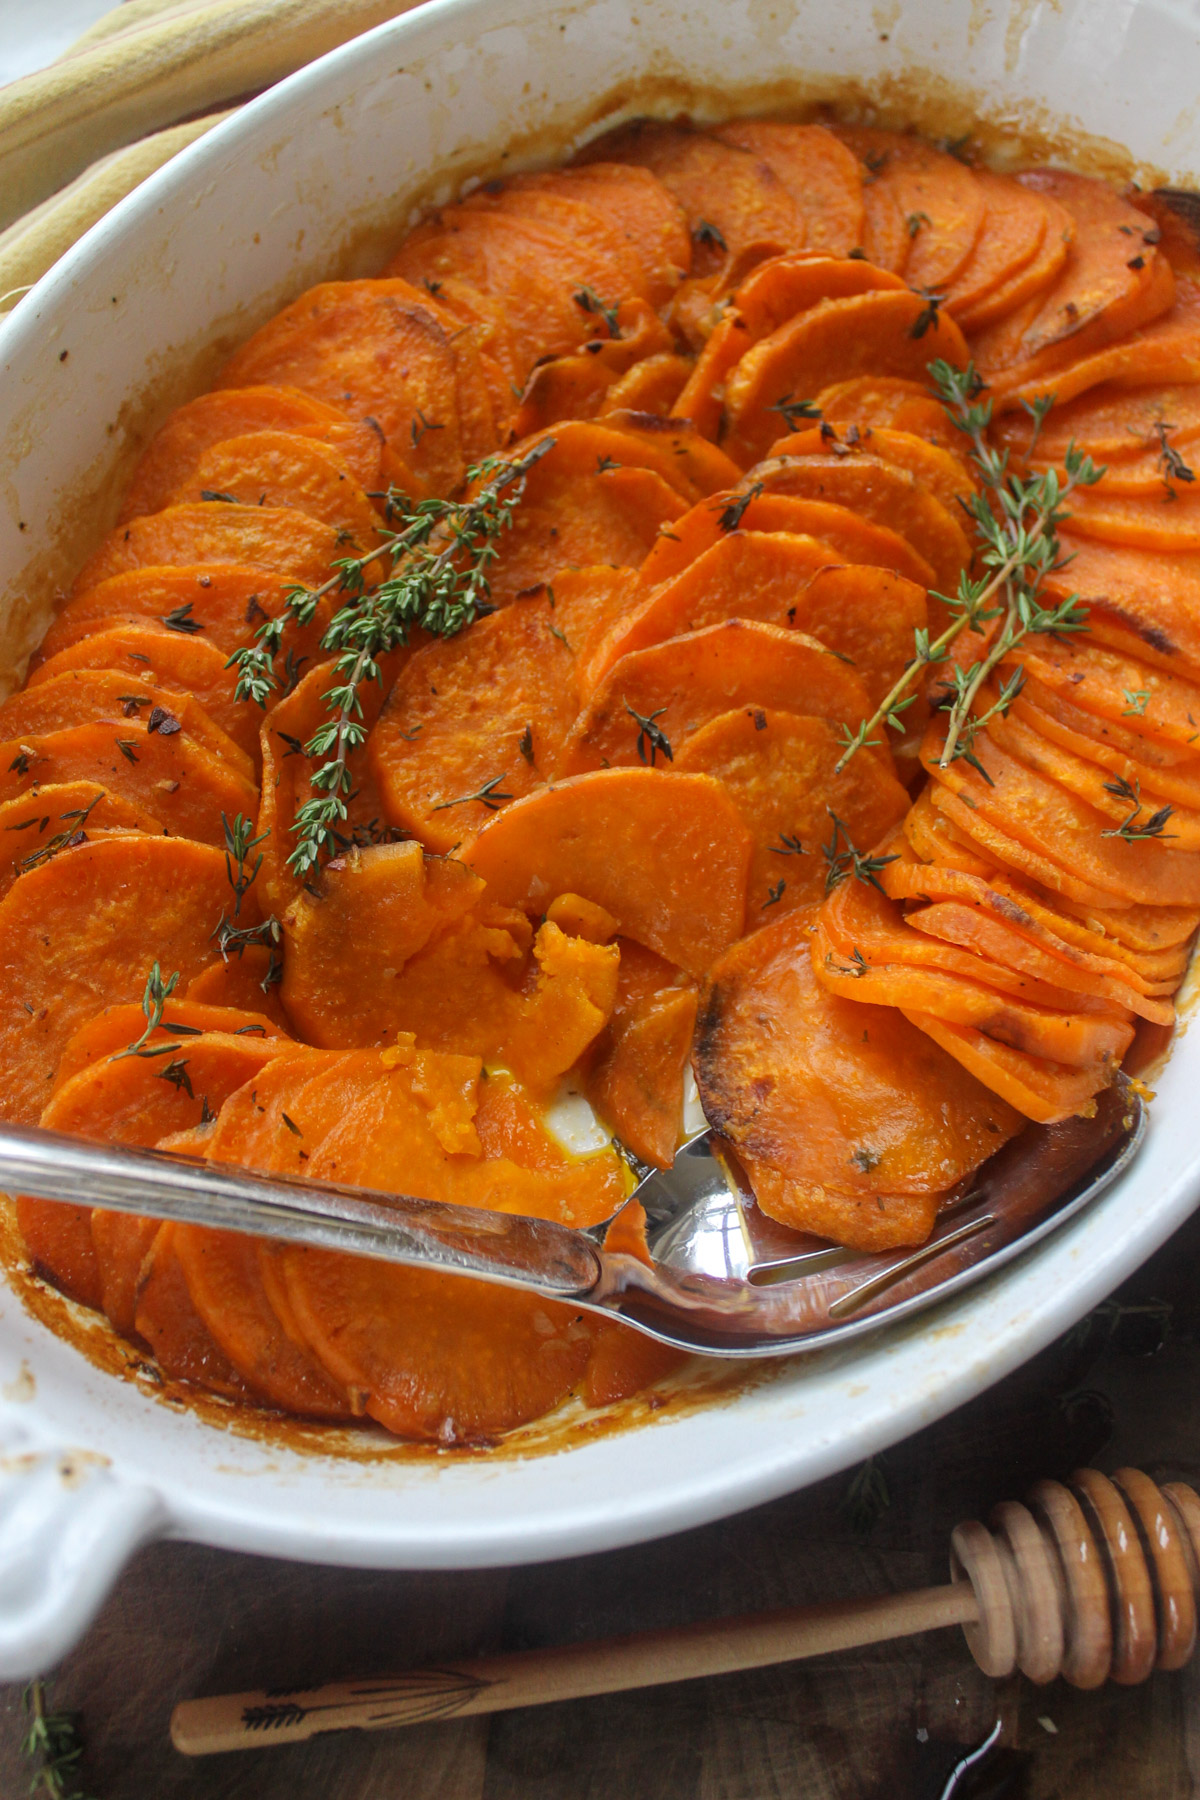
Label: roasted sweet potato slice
xmin=0 ymin=720 xmax=258 ymax=845
xmin=0 ymin=783 xmax=159 ymax=899
xmin=929 ymin=782 xmax=1129 ymax=911
xmin=817 ymin=376 xmax=967 ymax=456
xmin=832 ymin=129 xmax=986 ymax=290
xmin=712 ymin=123 xmax=865 ymax=256
xmin=369 ymin=595 xmax=578 ymax=851
xmin=765 ymin=423 xmax=975 ymax=519
xmin=902 ymin=1011 xmax=1111 ymax=1125
xmin=184 ymin=948 xmax=290 ymax=1024
xmin=73 ymin=505 xmax=345 ymax=596
xmin=943 ymin=170 xmax=1056 ymax=327
xmin=559 ymin=619 xmax=872 ymax=776
xmin=54 ymin=1000 xmax=286 ymax=1087
xmin=694 ymin=908 xmax=1021 ymax=1246
xmin=0 ymin=669 xmax=251 ymax=780
xmin=134 ymin=1223 xmax=254 ymax=1398
xmin=584 ymin=939 xmax=697 ymax=1168
xmin=509 ymin=301 xmax=675 ymax=434
xmin=1059 ymin=482 xmax=1200 ymax=552
xmin=502 ymin=163 xmax=692 ymax=306
xmin=600 ymin=409 xmax=743 ymax=496
xmin=1009 ymin=633 xmax=1200 ymax=754
xmin=216 ymin=279 xmax=499 ymax=490
xmin=1041 ymin=533 xmax=1200 ymax=682
xmin=164 ymin=431 xmax=384 ymax=545
xmin=120 ymin=385 xmax=385 ymax=521
xmin=537 ymin=566 xmax=642 ymax=669
xmin=576 ymin=119 xmax=806 ymax=270
xmin=794 ymin=565 xmax=928 ymax=708
xmin=990 ymin=277 xmax=1200 ymax=412
xmin=722 ymin=291 xmax=970 ymax=468
xmin=638 ymin=488 xmax=933 ymax=588
xmin=29 ymin=626 xmax=260 ymax=760
xmin=460 ymin=184 xmax=652 ymax=304
xmin=0 ymin=836 xmax=235 ymax=1123
xmin=42 ymin=567 xmax=302 ymax=663
xmin=675 ymin=708 xmax=908 ymax=924
xmin=465 ymin=768 xmax=751 ymax=976
xmin=602 ymin=352 xmax=693 ymax=418
xmin=583 ymin=1320 xmax=688 ymax=1408
xmin=1009 ymin=680 xmax=1200 ymax=812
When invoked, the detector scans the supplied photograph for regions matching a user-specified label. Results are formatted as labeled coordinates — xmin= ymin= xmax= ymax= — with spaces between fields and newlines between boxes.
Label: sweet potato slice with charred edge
xmin=576 ymin=119 xmax=807 ymax=271
xmin=164 ymin=432 xmax=384 ymax=545
xmin=923 ymin=719 xmax=1200 ymax=907
xmin=766 ymin=425 xmax=975 ymax=521
xmin=0 ymin=669 xmax=252 ymax=781
xmin=1038 ymin=535 xmax=1200 ymax=684
xmin=901 ymin=1011 xmax=1111 ymax=1125
xmin=694 ymin=908 xmax=1021 ymax=1248
xmin=0 ymin=783 xmax=159 ymax=899
xmin=831 ymin=129 xmax=986 ymax=291
xmin=817 ymin=377 xmax=968 ymax=457
xmin=0 ymin=836 xmax=237 ymax=1124
xmin=0 ymin=721 xmax=258 ymax=845
xmin=499 ymin=163 xmax=692 ymax=307
xmin=639 ymin=488 xmax=933 ymax=589
xmin=558 ymin=619 xmax=872 ymax=777
xmin=216 ymin=279 xmax=498 ymax=490
xmin=712 ymin=123 xmax=865 ymax=256
xmin=369 ymin=595 xmax=578 ymax=852
xmin=41 ymin=567 xmax=305 ymax=664
xmin=738 ymin=454 xmax=971 ymax=591
xmin=599 ymin=410 xmax=743 ymax=496
xmin=29 ymin=627 xmax=261 ymax=761
xmin=73 ymin=505 xmax=349 ymax=597
xmin=119 ymin=386 xmax=386 ymax=522
xmin=721 ymin=289 xmax=969 ymax=467
xmin=674 ymin=708 xmax=908 ymax=925
xmin=465 ymin=768 xmax=751 ymax=977
xmin=585 ymin=939 xmax=697 ymax=1168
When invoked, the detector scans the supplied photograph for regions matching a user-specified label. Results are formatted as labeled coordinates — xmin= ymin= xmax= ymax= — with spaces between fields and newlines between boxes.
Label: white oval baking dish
xmin=1 ymin=0 xmax=1199 ymax=1681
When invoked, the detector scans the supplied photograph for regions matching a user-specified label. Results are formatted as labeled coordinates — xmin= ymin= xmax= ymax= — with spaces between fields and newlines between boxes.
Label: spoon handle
xmin=0 ymin=1121 xmax=601 ymax=1300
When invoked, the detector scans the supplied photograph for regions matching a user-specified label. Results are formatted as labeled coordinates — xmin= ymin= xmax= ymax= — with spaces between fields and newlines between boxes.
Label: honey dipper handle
xmin=171 ymin=1584 xmax=978 ymax=1756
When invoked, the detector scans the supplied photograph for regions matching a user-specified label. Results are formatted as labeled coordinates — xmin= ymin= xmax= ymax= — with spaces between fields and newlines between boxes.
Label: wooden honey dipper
xmin=170 ymin=1465 xmax=1200 ymax=1757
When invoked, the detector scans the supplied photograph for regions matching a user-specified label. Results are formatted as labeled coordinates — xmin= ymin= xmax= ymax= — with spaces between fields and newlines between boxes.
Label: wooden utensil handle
xmin=171 ymin=1583 xmax=977 ymax=1755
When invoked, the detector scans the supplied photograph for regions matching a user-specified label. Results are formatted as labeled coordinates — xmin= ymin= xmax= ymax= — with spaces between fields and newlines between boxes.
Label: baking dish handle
xmin=0 ymin=1430 xmax=164 ymax=1677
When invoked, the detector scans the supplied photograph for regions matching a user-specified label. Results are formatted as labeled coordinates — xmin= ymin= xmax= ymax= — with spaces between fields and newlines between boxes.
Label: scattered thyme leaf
xmin=431 ymin=773 xmax=513 ymax=812
xmin=822 ymin=811 xmax=899 ymax=896
xmin=625 ymin=702 xmax=674 ymax=767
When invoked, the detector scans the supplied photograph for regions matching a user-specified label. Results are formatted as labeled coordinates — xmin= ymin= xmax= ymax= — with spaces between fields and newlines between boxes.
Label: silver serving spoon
xmin=0 ymin=1084 xmax=1143 ymax=1356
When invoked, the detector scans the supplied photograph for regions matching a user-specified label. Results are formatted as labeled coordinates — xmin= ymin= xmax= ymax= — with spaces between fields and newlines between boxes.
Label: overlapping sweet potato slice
xmin=459 ymin=185 xmax=653 ymax=306
xmin=675 ymin=708 xmax=908 ymax=925
xmin=832 ymin=129 xmax=986 ymax=290
xmin=537 ymin=566 xmax=642 ymax=670
xmin=0 ymin=720 xmax=258 ymax=844
xmin=991 ymin=278 xmax=1200 ymax=413
xmin=1040 ymin=534 xmax=1200 ymax=681
xmin=216 ymin=279 xmax=499 ymax=490
xmin=501 ymin=163 xmax=692 ymax=306
xmin=40 ymin=567 xmax=302 ymax=664
xmin=163 ymin=431 xmax=384 ymax=544
xmin=185 ymin=948 xmax=290 ymax=1024
xmin=368 ymin=594 xmax=577 ymax=851
xmin=638 ymin=488 xmax=933 ymax=588
xmin=576 ymin=119 xmax=806 ymax=269
xmin=1008 ymin=633 xmax=1200 ymax=754
xmin=73 ymin=505 xmax=346 ymax=595
xmin=942 ymin=169 xmax=1057 ymax=329
xmin=602 ymin=352 xmax=693 ymax=418
xmin=0 ymin=783 xmax=159 ymax=898
xmin=928 ymin=781 xmax=1130 ymax=911
xmin=464 ymin=768 xmax=751 ymax=976
xmin=712 ymin=122 xmax=865 ymax=255
xmin=54 ymin=1000 xmax=287 ymax=1087
xmin=120 ymin=385 xmax=386 ymax=522
xmin=0 ymin=669 xmax=251 ymax=781
xmin=817 ymin=376 xmax=967 ymax=456
xmin=765 ymin=423 xmax=975 ymax=520
xmin=722 ymin=292 xmax=970 ymax=467
xmin=0 ymin=836 xmax=235 ymax=1123
xmin=694 ymin=907 xmax=1021 ymax=1249
xmin=509 ymin=300 xmax=676 ymax=435
xmin=901 ymin=1011 xmax=1114 ymax=1124
xmin=1059 ymin=481 xmax=1200 ymax=552
xmin=1009 ymin=679 xmax=1200 ymax=811
xmin=558 ymin=619 xmax=872 ymax=776
xmin=134 ymin=1223 xmax=254 ymax=1399
xmin=794 ymin=565 xmax=928 ymax=709
xmin=28 ymin=626 xmax=260 ymax=761
xmin=584 ymin=940 xmax=697 ymax=1168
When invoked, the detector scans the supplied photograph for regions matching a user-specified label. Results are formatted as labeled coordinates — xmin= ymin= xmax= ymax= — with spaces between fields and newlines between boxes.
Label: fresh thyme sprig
xmin=230 ymin=439 xmax=555 ymax=878
xmin=22 ymin=1679 xmax=96 ymax=1800
xmin=219 ymin=812 xmax=267 ymax=920
xmin=834 ymin=361 xmax=1104 ymax=776
xmin=1099 ymin=775 xmax=1177 ymax=842
xmin=14 ymin=793 xmax=103 ymax=875
xmin=822 ymin=811 xmax=899 ymax=896
xmin=111 ymin=962 xmax=179 ymax=1062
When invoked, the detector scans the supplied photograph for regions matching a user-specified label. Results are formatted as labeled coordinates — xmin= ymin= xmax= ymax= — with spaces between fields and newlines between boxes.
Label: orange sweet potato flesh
xmin=119 ymin=385 xmax=384 ymax=521
xmin=164 ymin=431 xmax=384 ymax=544
xmin=929 ymin=783 xmax=1131 ymax=912
xmin=503 ymin=163 xmax=692 ymax=308
xmin=0 ymin=837 xmax=241 ymax=1124
xmin=508 ymin=301 xmax=675 ymax=436
xmin=29 ymin=626 xmax=260 ymax=760
xmin=465 ymin=768 xmax=752 ymax=977
xmin=54 ymin=1001 xmax=286 ymax=1088
xmin=744 ymin=454 xmax=972 ymax=591
xmin=794 ymin=565 xmax=928 ymax=709
xmin=992 ymin=278 xmax=1200 ymax=413
xmin=459 ymin=186 xmax=652 ymax=310
xmin=216 ymin=279 xmax=499 ymax=491
xmin=1011 ymin=377 xmax=1200 ymax=469
xmin=712 ymin=123 xmax=865 ymax=256
xmin=694 ymin=908 xmax=1021 ymax=1247
xmin=1008 ymin=634 xmax=1200 ymax=755
xmin=559 ymin=620 xmax=872 ymax=777
xmin=0 ymin=783 xmax=160 ymax=899
xmin=41 ymin=567 xmax=302 ymax=663
xmin=601 ymin=409 xmax=743 ymax=497
xmin=73 ymin=504 xmax=346 ymax=596
xmin=901 ymin=1011 xmax=1111 ymax=1125
xmin=722 ymin=290 xmax=970 ymax=468
xmin=817 ymin=376 xmax=968 ymax=457
xmin=368 ymin=595 xmax=579 ymax=852
xmin=1040 ymin=534 xmax=1200 ymax=683
xmin=0 ymin=721 xmax=258 ymax=846
xmin=1010 ymin=681 xmax=1200 ymax=813
xmin=184 ymin=948 xmax=291 ymax=1025
xmin=943 ymin=169 xmax=1054 ymax=327
xmin=539 ymin=566 xmax=642 ymax=670
xmin=583 ymin=1321 xmax=688 ymax=1408
xmin=832 ymin=130 xmax=986 ymax=291
xmin=134 ymin=1223 xmax=253 ymax=1399
xmin=638 ymin=489 xmax=934 ymax=589
xmin=767 ymin=424 xmax=975 ymax=522
xmin=577 ymin=119 xmax=806 ymax=270
xmin=603 ymin=353 xmax=693 ymax=419
xmin=1060 ymin=483 xmax=1200 ymax=553
xmin=675 ymin=708 xmax=909 ymax=925
xmin=0 ymin=669 xmax=251 ymax=780
xmin=586 ymin=938 xmax=698 ymax=1168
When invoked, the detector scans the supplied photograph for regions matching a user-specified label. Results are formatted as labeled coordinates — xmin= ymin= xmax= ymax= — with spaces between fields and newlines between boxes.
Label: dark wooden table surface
xmin=4 ymin=1209 xmax=1200 ymax=1800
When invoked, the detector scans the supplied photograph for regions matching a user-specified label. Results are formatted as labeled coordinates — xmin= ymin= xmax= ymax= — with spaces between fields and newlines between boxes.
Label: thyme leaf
xmin=625 ymin=702 xmax=674 ymax=767
xmin=822 ymin=811 xmax=899 ymax=896
xmin=110 ymin=962 xmax=179 ymax=1061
